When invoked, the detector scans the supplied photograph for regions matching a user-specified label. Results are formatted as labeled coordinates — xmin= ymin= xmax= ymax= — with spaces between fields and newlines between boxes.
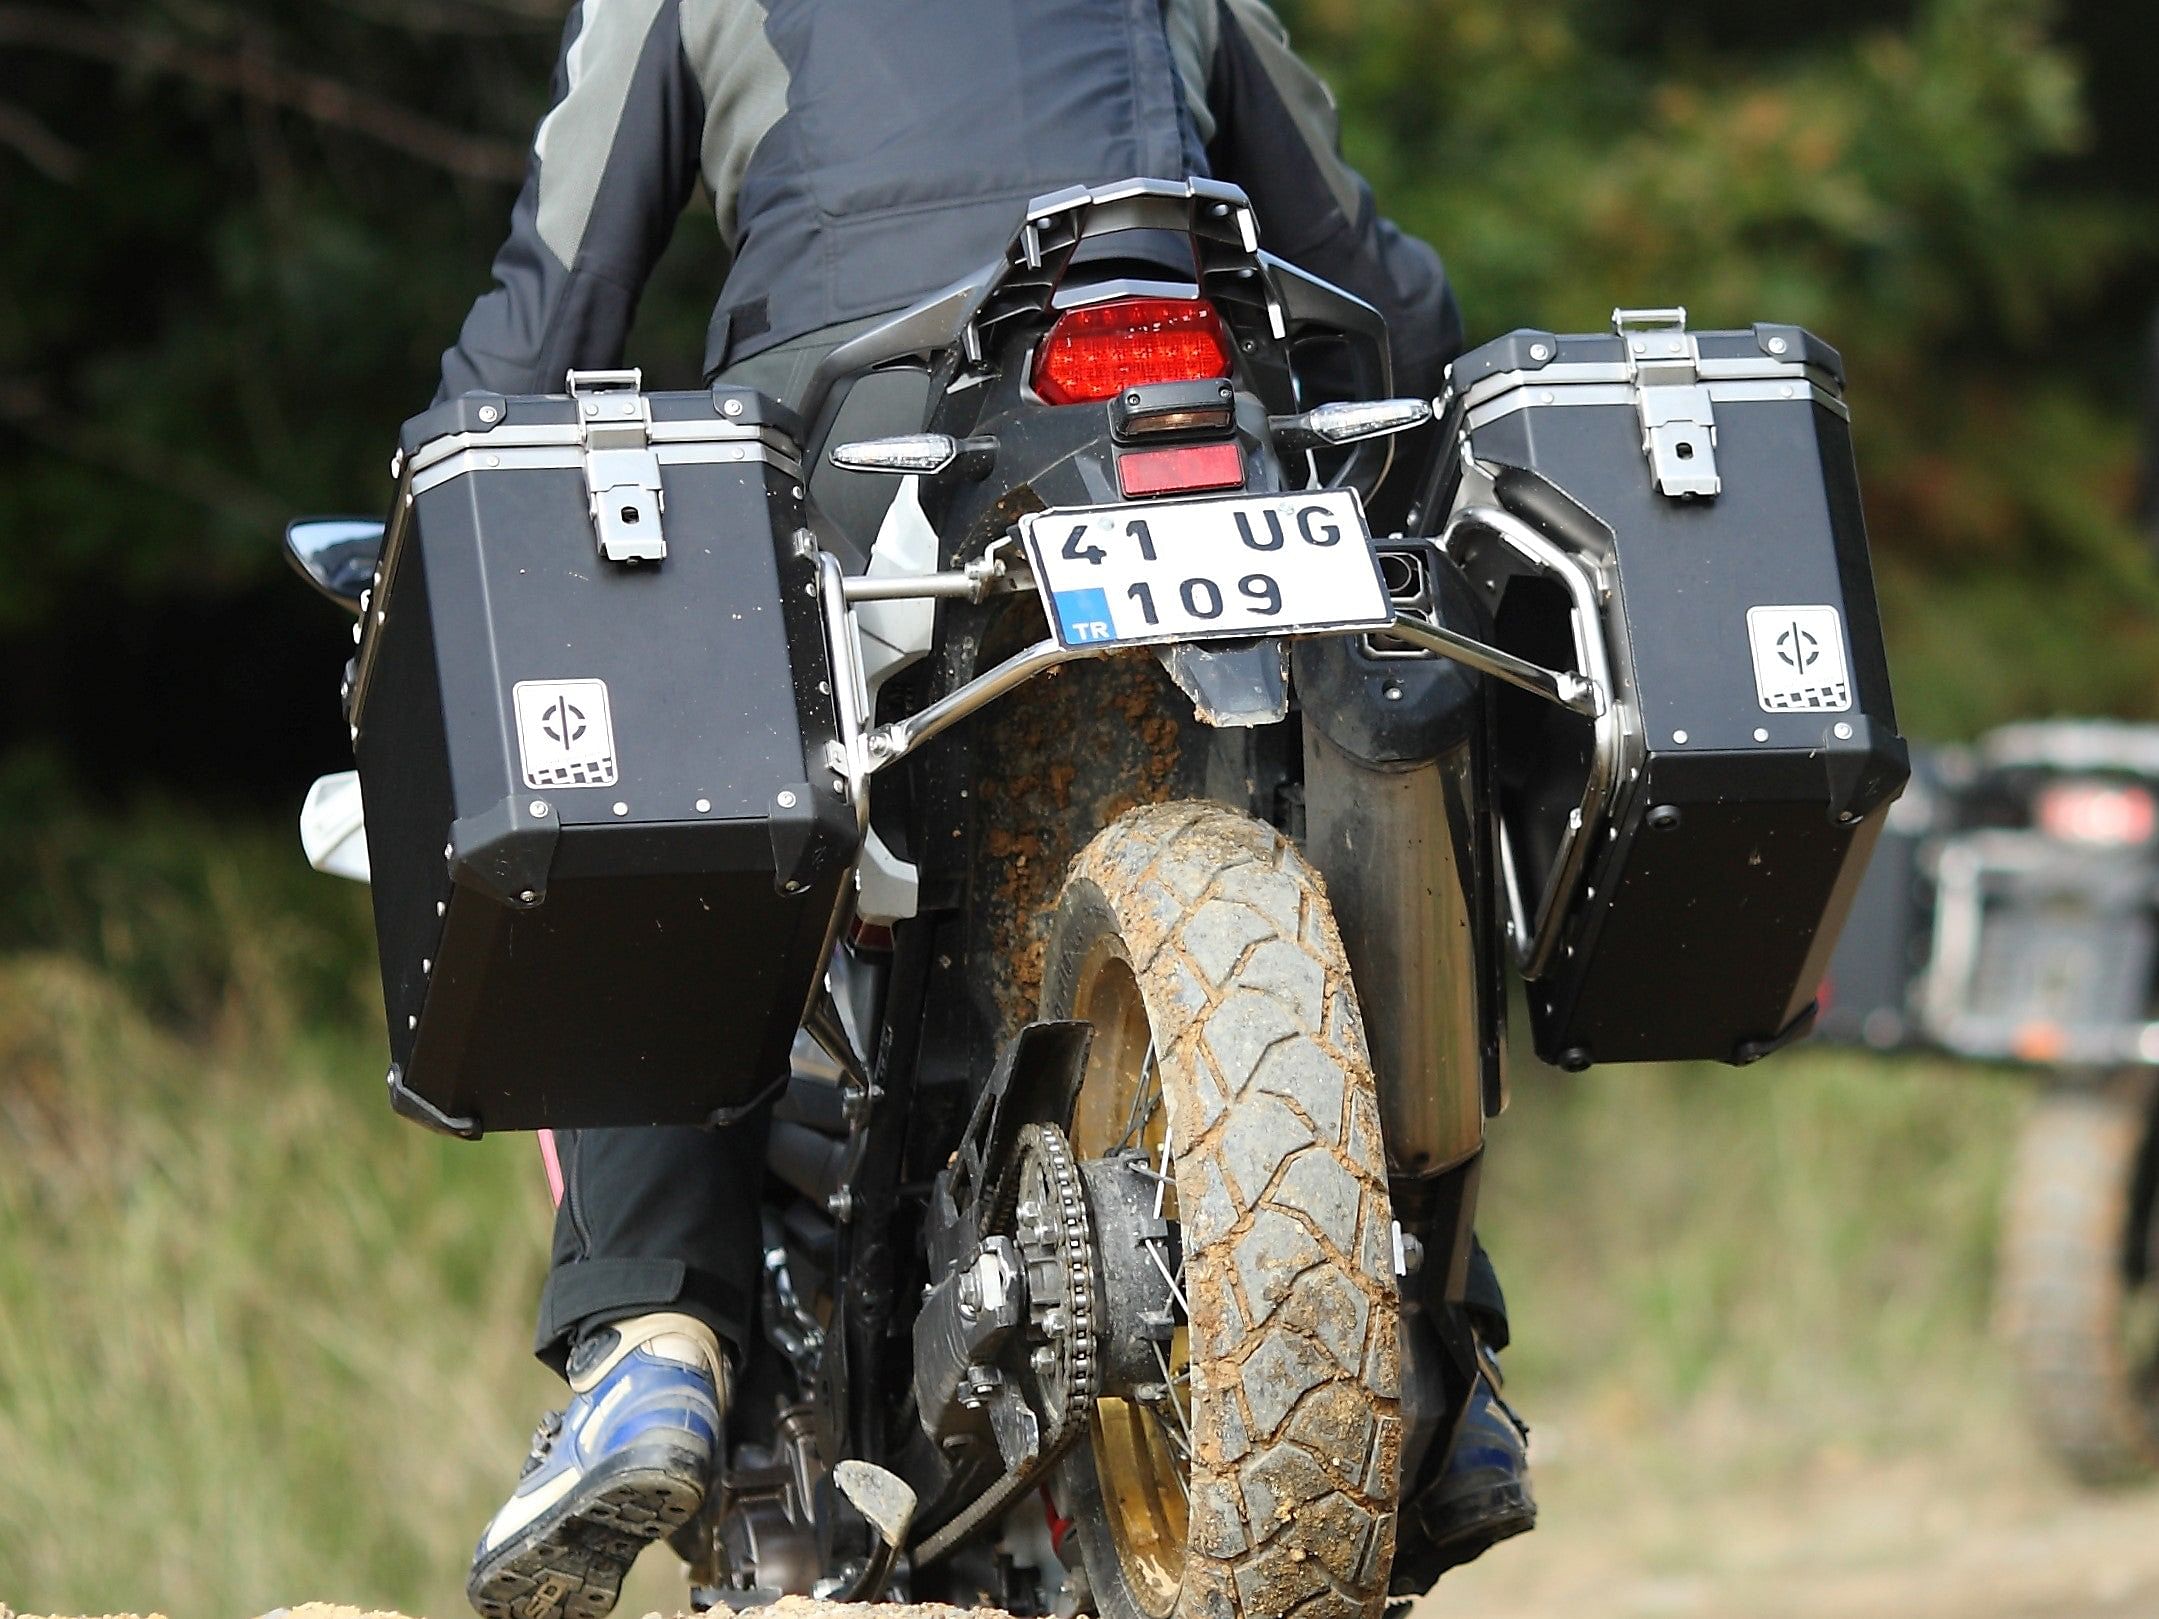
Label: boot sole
xmin=468 ymin=1444 xmax=707 ymax=1619
xmin=1424 ymin=1481 xmax=1537 ymax=1577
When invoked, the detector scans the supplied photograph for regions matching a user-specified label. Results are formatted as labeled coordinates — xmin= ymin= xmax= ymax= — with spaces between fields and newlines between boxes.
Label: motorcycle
xmin=1819 ymin=720 xmax=2159 ymax=1483
xmin=288 ymin=176 xmax=1902 ymax=1615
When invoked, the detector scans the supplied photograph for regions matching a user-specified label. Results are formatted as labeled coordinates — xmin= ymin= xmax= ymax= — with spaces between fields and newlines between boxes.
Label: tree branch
xmin=0 ymin=376 xmax=295 ymax=533
xmin=0 ymin=97 xmax=83 ymax=180
xmin=0 ymin=5 xmax=527 ymax=183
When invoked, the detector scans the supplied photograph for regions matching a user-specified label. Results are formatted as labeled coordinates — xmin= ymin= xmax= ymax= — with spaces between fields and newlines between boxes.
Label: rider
xmin=436 ymin=6 xmax=1530 ymax=1616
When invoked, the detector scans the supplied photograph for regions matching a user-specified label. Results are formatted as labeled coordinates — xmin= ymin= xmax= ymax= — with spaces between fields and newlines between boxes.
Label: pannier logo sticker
xmin=1746 ymin=605 xmax=1851 ymax=713
xmin=513 ymin=679 xmax=619 ymax=788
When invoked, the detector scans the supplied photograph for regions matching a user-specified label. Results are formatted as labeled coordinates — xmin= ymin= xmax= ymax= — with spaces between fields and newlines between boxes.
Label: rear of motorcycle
xmin=785 ymin=181 xmax=1474 ymax=1619
xmin=1813 ymin=721 xmax=2159 ymax=1481
xmin=288 ymin=178 xmax=1907 ymax=1617
xmin=1920 ymin=723 xmax=2159 ymax=1482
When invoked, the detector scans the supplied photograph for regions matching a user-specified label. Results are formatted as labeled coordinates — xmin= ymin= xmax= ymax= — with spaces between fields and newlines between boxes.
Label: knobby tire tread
xmin=1047 ymin=801 xmax=1402 ymax=1619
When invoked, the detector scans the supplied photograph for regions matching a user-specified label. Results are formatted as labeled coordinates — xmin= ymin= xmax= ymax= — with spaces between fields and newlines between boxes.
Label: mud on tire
xmin=1042 ymin=801 xmax=1402 ymax=1619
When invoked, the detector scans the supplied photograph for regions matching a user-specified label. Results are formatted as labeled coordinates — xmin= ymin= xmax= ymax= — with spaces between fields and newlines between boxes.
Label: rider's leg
xmin=472 ymin=318 xmax=925 ymax=1619
xmin=469 ymin=1119 xmax=767 ymax=1619
xmin=533 ymin=1121 xmax=770 ymax=1374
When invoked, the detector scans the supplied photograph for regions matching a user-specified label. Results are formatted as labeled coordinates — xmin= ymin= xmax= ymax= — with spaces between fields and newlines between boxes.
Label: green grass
xmin=0 ymin=808 xmax=2039 ymax=1616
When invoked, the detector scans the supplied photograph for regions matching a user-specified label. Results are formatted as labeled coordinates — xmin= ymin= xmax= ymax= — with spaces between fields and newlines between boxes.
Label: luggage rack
xmin=1436 ymin=503 xmax=1629 ymax=981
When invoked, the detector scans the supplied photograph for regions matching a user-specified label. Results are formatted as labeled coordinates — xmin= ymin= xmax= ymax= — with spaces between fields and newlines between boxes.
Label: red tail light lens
xmin=2036 ymin=780 xmax=2157 ymax=846
xmin=1032 ymin=297 xmax=1233 ymax=406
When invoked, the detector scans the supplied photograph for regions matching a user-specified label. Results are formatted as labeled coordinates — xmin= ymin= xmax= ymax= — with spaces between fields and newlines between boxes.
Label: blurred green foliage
xmin=1278 ymin=0 xmax=2159 ymax=731
xmin=0 ymin=0 xmax=2155 ymax=756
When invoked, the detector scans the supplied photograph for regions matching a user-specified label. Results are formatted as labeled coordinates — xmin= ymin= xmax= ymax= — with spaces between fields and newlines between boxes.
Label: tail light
xmin=1032 ymin=297 xmax=1232 ymax=406
xmin=2035 ymin=780 xmax=2156 ymax=846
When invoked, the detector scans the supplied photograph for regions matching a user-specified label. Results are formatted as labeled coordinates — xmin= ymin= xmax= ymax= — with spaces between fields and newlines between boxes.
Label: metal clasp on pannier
xmin=1613 ymin=308 xmax=1720 ymax=500
xmin=568 ymin=369 xmax=667 ymax=563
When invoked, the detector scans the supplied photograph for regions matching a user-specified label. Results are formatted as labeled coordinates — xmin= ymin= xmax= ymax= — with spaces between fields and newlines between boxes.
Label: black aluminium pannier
xmin=349 ymin=371 xmax=859 ymax=1135
xmin=1421 ymin=310 xmax=1910 ymax=1069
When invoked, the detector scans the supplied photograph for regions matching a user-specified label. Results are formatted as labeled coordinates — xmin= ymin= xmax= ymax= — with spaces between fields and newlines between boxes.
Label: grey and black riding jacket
xmin=438 ymin=0 xmax=1462 ymax=408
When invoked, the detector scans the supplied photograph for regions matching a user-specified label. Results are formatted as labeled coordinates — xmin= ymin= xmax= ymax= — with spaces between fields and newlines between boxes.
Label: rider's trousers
xmin=535 ymin=1117 xmax=771 ymax=1374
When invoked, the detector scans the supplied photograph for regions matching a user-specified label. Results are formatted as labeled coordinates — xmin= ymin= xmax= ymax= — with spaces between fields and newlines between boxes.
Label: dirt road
xmin=16 ymin=1467 xmax=2158 ymax=1619
xmin=1424 ymin=1445 xmax=2159 ymax=1619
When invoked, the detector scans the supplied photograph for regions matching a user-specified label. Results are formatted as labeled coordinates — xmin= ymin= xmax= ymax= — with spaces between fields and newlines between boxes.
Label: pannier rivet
xmin=530 ymin=800 xmax=550 ymax=817
xmin=407 ymin=1015 xmax=418 ymax=1030
xmin=444 ymin=842 xmax=454 ymax=858
xmin=518 ymin=889 xmax=538 ymax=905
xmin=612 ymin=802 xmax=629 ymax=816
xmin=1671 ymin=729 xmax=1689 ymax=744
xmin=1648 ymin=805 xmax=1684 ymax=832
xmin=1754 ymin=728 xmax=1769 ymax=742
xmin=1833 ymin=722 xmax=1854 ymax=740
xmin=777 ymin=790 xmax=800 ymax=809
xmin=1529 ymin=343 xmax=1551 ymax=362
xmin=784 ymin=881 xmax=804 ymax=894
xmin=1781 ymin=385 xmax=1796 ymax=399
xmin=1768 ymin=336 xmax=1790 ymax=355
xmin=436 ymin=901 xmax=446 ymax=917
xmin=1631 ymin=339 xmax=1647 ymax=355
xmin=584 ymin=402 xmax=601 ymax=417
xmin=422 ymin=959 xmax=432 ymax=974
xmin=1539 ymin=391 xmax=1555 ymax=405
xmin=487 ymin=455 xmax=501 ymax=467
xmin=1383 ymin=683 xmax=1403 ymax=702
xmin=696 ymin=799 xmax=712 ymax=814
xmin=478 ymin=405 xmax=501 ymax=424
xmin=723 ymin=398 xmax=744 ymax=417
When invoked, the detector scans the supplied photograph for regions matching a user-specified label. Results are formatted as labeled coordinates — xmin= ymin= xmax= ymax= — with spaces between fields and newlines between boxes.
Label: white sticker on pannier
xmin=513 ymin=678 xmax=619 ymax=789
xmin=1746 ymin=605 xmax=1852 ymax=713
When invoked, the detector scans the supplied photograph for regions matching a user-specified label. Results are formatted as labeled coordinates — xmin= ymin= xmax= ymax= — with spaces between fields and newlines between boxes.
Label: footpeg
xmin=832 ymin=1460 xmax=916 ymax=1600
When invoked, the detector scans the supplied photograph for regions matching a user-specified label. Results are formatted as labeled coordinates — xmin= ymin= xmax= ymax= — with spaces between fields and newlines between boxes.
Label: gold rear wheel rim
xmin=1068 ymin=937 xmax=1190 ymax=1618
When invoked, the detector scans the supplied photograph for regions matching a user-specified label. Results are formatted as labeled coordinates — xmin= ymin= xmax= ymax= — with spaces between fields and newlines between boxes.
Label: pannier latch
xmin=568 ymin=369 xmax=667 ymax=564
xmin=1613 ymin=308 xmax=1721 ymax=500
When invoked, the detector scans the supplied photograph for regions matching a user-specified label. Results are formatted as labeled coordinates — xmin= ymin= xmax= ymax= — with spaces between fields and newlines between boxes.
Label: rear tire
xmin=1998 ymin=1072 xmax=2159 ymax=1484
xmin=1041 ymin=802 xmax=1402 ymax=1619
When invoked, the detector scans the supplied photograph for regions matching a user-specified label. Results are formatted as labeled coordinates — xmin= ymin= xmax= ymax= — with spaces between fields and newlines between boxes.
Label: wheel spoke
xmin=1113 ymin=1042 xmax=1161 ymax=1153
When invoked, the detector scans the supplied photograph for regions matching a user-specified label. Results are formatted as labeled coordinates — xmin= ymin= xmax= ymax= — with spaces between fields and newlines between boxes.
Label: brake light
xmin=2036 ymin=781 xmax=2156 ymax=846
xmin=1033 ymin=298 xmax=1232 ymax=406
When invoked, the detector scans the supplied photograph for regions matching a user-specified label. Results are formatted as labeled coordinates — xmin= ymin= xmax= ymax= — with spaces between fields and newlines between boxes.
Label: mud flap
xmin=1155 ymin=638 xmax=1289 ymax=727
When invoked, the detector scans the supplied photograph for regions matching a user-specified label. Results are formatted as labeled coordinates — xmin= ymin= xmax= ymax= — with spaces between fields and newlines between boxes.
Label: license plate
xmin=1021 ymin=490 xmax=1390 ymax=650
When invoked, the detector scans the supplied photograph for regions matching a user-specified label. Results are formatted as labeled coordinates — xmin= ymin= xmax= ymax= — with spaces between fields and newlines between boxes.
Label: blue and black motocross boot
xmin=1418 ymin=1359 xmax=1536 ymax=1575
xmin=468 ymin=1313 xmax=727 ymax=1619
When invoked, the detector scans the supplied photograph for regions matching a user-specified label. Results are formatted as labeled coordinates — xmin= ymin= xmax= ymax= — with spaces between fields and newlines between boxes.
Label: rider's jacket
xmin=438 ymin=0 xmax=1461 ymax=404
